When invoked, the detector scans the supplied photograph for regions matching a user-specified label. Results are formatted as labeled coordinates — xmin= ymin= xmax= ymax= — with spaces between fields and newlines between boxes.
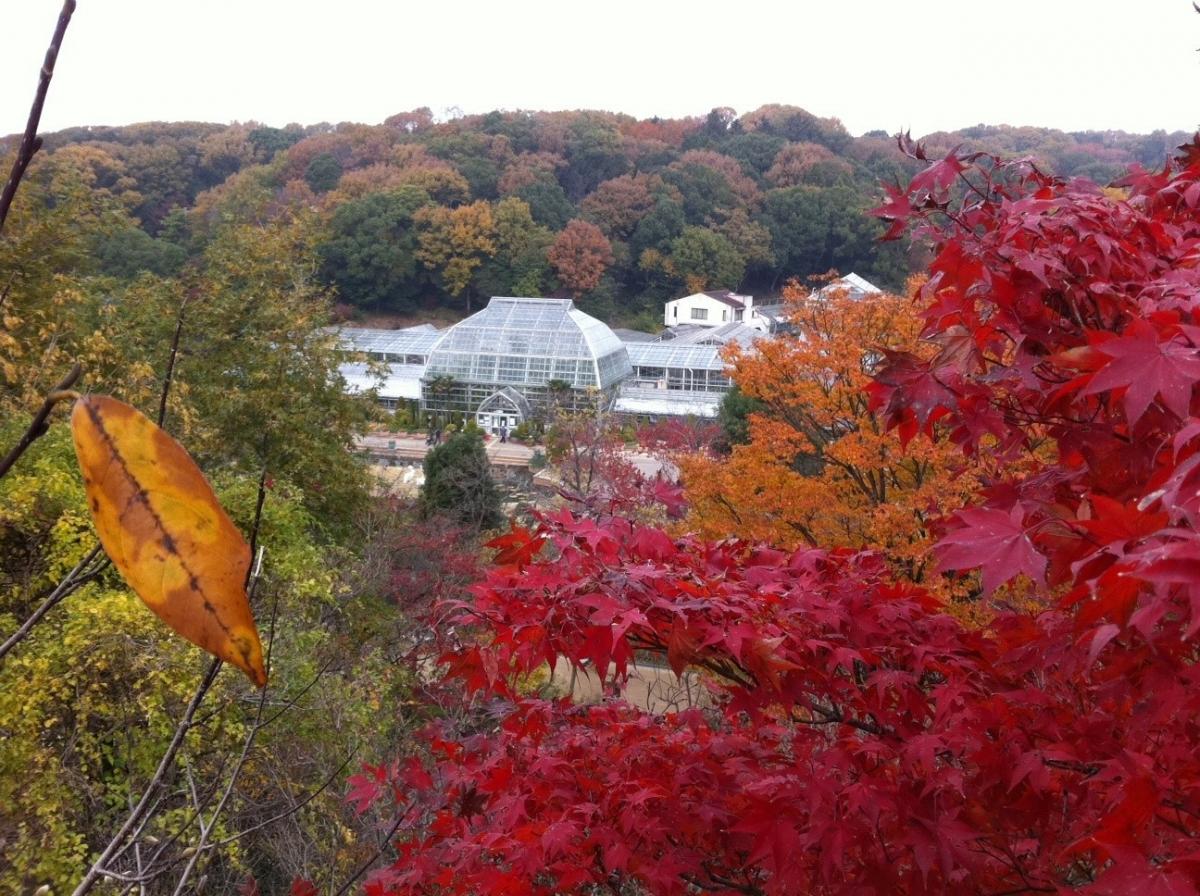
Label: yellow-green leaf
xmin=71 ymin=395 xmax=266 ymax=687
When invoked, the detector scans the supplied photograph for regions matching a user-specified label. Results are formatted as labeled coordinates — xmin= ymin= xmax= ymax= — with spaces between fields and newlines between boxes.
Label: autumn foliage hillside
xmin=6 ymin=109 xmax=1187 ymax=326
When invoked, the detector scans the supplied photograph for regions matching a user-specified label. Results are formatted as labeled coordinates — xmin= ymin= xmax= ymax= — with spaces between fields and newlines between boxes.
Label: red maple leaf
xmin=1083 ymin=318 xmax=1200 ymax=423
xmin=937 ymin=505 xmax=1046 ymax=594
xmin=347 ymin=764 xmax=387 ymax=814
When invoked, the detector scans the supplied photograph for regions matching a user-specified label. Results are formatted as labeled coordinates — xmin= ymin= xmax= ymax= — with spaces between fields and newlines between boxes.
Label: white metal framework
xmin=623 ymin=343 xmax=732 ymax=393
xmin=334 ymin=296 xmax=744 ymax=420
xmin=476 ymin=387 xmax=532 ymax=431
xmin=332 ymin=327 xmax=443 ymax=364
xmin=424 ymin=297 xmax=631 ymax=390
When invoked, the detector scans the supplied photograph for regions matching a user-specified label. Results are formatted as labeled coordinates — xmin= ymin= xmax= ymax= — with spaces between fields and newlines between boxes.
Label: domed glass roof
xmin=424 ymin=297 xmax=632 ymax=390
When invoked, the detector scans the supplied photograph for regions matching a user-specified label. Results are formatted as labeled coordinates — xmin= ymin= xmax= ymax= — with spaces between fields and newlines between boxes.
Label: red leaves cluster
xmin=870 ymin=136 xmax=1200 ymax=615
xmin=346 ymin=136 xmax=1200 ymax=894
xmin=360 ymin=508 xmax=1200 ymax=894
xmin=634 ymin=417 xmax=723 ymax=453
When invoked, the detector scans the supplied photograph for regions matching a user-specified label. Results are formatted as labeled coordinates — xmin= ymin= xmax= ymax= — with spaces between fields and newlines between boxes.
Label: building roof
xmin=752 ymin=303 xmax=788 ymax=321
xmin=626 ymin=342 xmax=727 ymax=372
xmin=613 ymin=385 xmax=723 ymax=418
xmin=701 ymin=289 xmax=751 ymax=308
xmin=667 ymin=321 xmax=759 ymax=349
xmin=658 ymin=324 xmax=708 ymax=341
xmin=339 ymin=362 xmax=424 ymax=400
xmin=424 ymin=296 xmax=632 ymax=390
xmin=817 ymin=273 xmax=882 ymax=298
xmin=612 ymin=327 xmax=660 ymax=343
xmin=332 ymin=326 xmax=444 ymax=357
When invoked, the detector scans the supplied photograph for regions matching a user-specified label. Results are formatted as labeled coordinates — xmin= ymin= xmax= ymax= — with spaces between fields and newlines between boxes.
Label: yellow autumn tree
xmin=679 ymin=280 xmax=990 ymax=595
xmin=415 ymin=200 xmax=497 ymax=298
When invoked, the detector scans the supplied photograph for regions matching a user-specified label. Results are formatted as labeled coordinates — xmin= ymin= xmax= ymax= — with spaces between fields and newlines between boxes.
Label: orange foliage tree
xmin=679 ymin=281 xmax=989 ymax=593
xmin=547 ymin=218 xmax=613 ymax=296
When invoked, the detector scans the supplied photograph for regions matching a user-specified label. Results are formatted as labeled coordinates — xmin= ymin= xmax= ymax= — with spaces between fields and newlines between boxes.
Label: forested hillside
xmin=6 ymin=107 xmax=1186 ymax=326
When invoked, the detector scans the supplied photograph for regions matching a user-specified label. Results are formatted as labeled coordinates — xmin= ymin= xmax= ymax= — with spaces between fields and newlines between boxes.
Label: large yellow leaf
xmin=71 ymin=395 xmax=267 ymax=687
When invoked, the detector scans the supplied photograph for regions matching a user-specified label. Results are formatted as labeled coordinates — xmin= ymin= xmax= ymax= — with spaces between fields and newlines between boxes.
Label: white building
xmin=663 ymin=276 xmax=881 ymax=336
xmin=664 ymin=289 xmax=773 ymax=331
xmin=336 ymin=298 xmax=733 ymax=426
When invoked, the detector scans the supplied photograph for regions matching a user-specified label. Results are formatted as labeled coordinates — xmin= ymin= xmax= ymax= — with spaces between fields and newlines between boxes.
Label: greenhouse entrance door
xmin=476 ymin=388 xmax=529 ymax=436
xmin=479 ymin=412 xmax=519 ymax=433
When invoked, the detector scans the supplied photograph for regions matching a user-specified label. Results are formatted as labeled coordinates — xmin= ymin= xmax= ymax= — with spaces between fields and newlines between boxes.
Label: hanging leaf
xmin=71 ymin=395 xmax=267 ymax=687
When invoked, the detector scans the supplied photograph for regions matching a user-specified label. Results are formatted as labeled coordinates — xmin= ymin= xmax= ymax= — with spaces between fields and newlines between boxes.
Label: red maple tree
xmin=341 ymin=135 xmax=1200 ymax=895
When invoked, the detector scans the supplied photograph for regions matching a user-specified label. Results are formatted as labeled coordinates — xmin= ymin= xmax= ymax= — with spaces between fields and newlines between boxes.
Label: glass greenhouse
xmin=334 ymin=295 xmax=752 ymax=428
xmin=422 ymin=297 xmax=633 ymax=428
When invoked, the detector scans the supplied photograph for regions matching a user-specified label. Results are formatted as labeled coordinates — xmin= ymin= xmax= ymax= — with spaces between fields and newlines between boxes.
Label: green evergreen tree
xmin=419 ymin=430 xmax=503 ymax=530
xmin=717 ymin=384 xmax=767 ymax=449
xmin=304 ymin=152 xmax=343 ymax=193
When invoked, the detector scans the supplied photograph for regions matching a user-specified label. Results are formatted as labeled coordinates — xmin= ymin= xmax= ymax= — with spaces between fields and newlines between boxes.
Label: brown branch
xmin=0 ymin=0 xmax=76 ymax=235
xmin=157 ymin=295 xmax=191 ymax=428
xmin=795 ymin=701 xmax=894 ymax=739
xmin=72 ymin=658 xmax=224 ymax=896
xmin=712 ymin=492 xmax=743 ymax=525
xmin=0 ymin=543 xmax=104 ymax=663
xmin=330 ymin=813 xmax=406 ymax=896
xmin=0 ymin=362 xmax=81 ymax=480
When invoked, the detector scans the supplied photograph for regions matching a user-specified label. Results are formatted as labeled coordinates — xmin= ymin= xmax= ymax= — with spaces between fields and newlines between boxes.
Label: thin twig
xmin=72 ymin=658 xmax=223 ymax=896
xmin=0 ymin=362 xmax=81 ymax=480
xmin=248 ymin=466 xmax=269 ymax=567
xmin=259 ymin=657 xmax=334 ymax=729
xmin=157 ymin=295 xmax=190 ymax=428
xmin=116 ymin=652 xmax=346 ymax=888
xmin=110 ymin=750 xmax=359 ymax=891
xmin=169 ymin=590 xmax=279 ymax=895
xmin=0 ymin=0 xmax=76 ymax=235
xmin=331 ymin=814 xmax=406 ymax=896
xmin=0 ymin=543 xmax=104 ymax=664
xmin=77 ymin=428 xmax=273 ymax=893
xmin=207 ymin=748 xmax=358 ymax=849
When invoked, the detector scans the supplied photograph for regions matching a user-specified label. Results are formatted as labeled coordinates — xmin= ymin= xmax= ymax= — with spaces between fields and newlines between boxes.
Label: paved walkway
xmin=356 ymin=433 xmax=678 ymax=480
xmin=357 ymin=432 xmax=535 ymax=467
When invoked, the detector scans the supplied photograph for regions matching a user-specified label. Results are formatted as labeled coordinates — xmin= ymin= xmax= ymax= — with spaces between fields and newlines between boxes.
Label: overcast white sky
xmin=2 ymin=0 xmax=1198 ymax=139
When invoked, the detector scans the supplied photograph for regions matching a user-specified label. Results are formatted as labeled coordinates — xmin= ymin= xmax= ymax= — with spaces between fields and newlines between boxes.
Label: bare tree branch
xmin=0 ymin=542 xmax=104 ymax=663
xmin=168 ymin=591 xmax=280 ymax=895
xmin=157 ymin=295 xmax=191 ymax=429
xmin=72 ymin=658 xmax=223 ymax=896
xmin=0 ymin=362 xmax=80 ymax=480
xmin=0 ymin=0 xmax=76 ymax=235
xmin=331 ymin=813 xmax=406 ymax=896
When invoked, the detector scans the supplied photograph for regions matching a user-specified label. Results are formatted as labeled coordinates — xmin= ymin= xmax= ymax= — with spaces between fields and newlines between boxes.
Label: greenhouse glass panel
xmin=424 ymin=297 xmax=631 ymax=393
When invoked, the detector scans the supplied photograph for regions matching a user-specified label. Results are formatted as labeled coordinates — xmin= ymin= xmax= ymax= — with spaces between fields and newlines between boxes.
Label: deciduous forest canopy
xmin=4 ymin=107 xmax=1186 ymax=327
